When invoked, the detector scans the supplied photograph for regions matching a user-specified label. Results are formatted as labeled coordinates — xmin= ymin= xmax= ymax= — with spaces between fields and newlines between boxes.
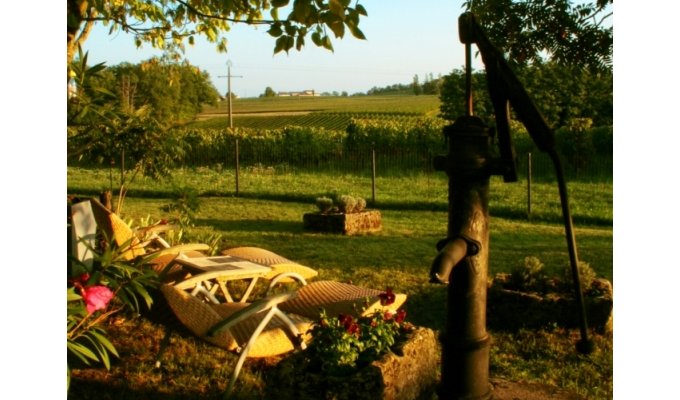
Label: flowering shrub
xmin=306 ymin=288 xmax=413 ymax=376
xmin=67 ymin=235 xmax=159 ymax=389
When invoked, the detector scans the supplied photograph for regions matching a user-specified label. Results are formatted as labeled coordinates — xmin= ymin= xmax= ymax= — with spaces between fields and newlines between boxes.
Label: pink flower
xmin=81 ymin=285 xmax=114 ymax=314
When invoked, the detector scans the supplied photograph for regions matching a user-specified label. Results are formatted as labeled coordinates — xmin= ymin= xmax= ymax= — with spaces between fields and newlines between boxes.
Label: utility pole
xmin=218 ymin=60 xmax=244 ymax=197
xmin=218 ymin=60 xmax=243 ymax=129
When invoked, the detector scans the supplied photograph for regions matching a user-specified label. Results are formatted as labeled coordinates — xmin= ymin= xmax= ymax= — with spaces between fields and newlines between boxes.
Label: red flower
xmin=394 ymin=309 xmax=407 ymax=324
xmin=338 ymin=314 xmax=360 ymax=335
xmin=81 ymin=285 xmax=114 ymax=314
xmin=378 ymin=288 xmax=395 ymax=306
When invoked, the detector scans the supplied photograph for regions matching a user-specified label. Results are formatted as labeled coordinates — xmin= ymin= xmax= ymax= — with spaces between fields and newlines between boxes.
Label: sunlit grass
xmin=68 ymin=167 xmax=612 ymax=226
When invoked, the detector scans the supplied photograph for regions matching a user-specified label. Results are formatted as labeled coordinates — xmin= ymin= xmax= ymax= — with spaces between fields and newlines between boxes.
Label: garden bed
xmin=303 ymin=210 xmax=382 ymax=235
xmin=487 ymin=276 xmax=613 ymax=332
xmin=266 ymin=327 xmax=439 ymax=400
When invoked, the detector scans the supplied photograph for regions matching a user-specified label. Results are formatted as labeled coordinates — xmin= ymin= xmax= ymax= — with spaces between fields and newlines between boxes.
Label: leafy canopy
xmin=463 ymin=0 xmax=612 ymax=71
xmin=67 ymin=0 xmax=368 ymax=66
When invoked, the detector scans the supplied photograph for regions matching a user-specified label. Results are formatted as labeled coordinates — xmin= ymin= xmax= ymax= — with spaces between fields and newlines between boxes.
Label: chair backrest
xmin=70 ymin=200 xmax=97 ymax=268
xmin=89 ymin=198 xmax=145 ymax=260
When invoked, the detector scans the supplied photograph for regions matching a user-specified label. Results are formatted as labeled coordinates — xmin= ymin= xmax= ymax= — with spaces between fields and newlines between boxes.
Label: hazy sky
xmin=83 ymin=0 xmax=482 ymax=98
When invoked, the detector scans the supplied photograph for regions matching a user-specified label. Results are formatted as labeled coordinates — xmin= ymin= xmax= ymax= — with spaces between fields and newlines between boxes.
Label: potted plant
xmin=267 ymin=289 xmax=439 ymax=400
xmin=303 ymin=194 xmax=382 ymax=235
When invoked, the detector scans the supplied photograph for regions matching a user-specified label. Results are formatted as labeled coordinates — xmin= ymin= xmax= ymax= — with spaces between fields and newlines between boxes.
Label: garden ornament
xmin=429 ymin=12 xmax=594 ymax=400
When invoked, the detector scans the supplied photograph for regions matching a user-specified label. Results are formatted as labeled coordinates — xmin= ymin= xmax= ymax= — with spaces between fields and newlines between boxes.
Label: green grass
xmin=67 ymin=167 xmax=613 ymax=227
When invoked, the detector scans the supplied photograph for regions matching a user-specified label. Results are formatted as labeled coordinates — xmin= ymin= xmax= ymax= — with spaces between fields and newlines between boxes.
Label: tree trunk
xmin=67 ymin=0 xmax=94 ymax=69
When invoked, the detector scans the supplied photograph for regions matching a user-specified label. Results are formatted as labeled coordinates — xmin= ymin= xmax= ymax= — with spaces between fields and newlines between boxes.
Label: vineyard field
xmin=189 ymin=111 xmax=442 ymax=131
xmin=199 ymin=94 xmax=442 ymax=116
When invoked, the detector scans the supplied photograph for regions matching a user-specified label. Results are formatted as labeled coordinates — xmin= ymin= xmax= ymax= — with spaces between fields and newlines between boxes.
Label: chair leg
xmin=155 ymin=325 xmax=173 ymax=368
xmin=223 ymin=307 xmax=279 ymax=399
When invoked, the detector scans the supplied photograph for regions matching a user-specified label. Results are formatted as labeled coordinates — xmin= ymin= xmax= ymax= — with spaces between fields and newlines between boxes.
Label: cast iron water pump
xmin=429 ymin=12 xmax=594 ymax=399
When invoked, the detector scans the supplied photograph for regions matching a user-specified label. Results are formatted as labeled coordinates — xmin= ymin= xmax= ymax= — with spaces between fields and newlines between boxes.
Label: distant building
xmin=277 ymin=89 xmax=319 ymax=97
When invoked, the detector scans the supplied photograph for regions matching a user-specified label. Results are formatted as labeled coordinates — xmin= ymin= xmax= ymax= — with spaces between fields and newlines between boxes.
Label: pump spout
xmin=429 ymin=238 xmax=469 ymax=284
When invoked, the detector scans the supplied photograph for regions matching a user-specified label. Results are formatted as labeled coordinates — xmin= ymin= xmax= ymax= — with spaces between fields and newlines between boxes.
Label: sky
xmin=82 ymin=0 xmax=481 ymax=98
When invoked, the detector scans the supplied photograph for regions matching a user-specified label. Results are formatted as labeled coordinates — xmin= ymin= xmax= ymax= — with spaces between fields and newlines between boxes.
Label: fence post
xmin=527 ymin=152 xmax=532 ymax=219
xmin=235 ymin=138 xmax=240 ymax=197
xmin=371 ymin=147 xmax=377 ymax=205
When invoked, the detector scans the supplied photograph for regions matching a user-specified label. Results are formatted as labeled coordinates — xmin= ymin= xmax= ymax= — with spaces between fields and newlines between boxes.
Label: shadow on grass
xmin=68 ymin=187 xmax=611 ymax=226
xmin=400 ymin=285 xmax=448 ymax=332
xmin=198 ymin=218 xmax=305 ymax=234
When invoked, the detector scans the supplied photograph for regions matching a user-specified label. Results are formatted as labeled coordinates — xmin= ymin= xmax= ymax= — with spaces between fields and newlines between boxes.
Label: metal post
xmin=235 ymin=138 xmax=240 ymax=197
xmin=218 ymin=60 xmax=243 ymax=128
xmin=527 ymin=152 xmax=532 ymax=218
xmin=218 ymin=60 xmax=243 ymax=197
xmin=465 ymin=42 xmax=473 ymax=117
xmin=228 ymin=62 xmax=233 ymax=129
xmin=371 ymin=147 xmax=377 ymax=205
xmin=432 ymin=116 xmax=493 ymax=400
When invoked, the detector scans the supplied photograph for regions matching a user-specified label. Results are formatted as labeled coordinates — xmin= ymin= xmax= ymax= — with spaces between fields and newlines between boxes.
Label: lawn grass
xmin=67 ymin=168 xmax=613 ymax=399
xmin=67 ymin=167 xmax=613 ymax=227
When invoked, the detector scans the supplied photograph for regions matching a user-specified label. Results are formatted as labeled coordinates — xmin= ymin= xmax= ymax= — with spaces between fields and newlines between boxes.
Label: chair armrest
xmin=153 ymin=243 xmax=210 ymax=258
xmin=266 ymin=272 xmax=308 ymax=295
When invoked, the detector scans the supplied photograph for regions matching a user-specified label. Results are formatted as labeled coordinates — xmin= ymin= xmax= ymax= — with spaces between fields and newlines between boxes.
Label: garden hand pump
xmin=430 ymin=12 xmax=594 ymax=399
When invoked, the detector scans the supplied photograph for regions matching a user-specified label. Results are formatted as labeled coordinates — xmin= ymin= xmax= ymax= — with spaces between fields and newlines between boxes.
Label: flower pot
xmin=267 ymin=327 xmax=439 ymax=400
xmin=303 ymin=210 xmax=382 ymax=235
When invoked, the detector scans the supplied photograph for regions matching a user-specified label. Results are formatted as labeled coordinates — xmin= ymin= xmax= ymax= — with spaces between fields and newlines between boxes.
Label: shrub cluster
xmin=315 ymin=194 xmax=367 ymax=214
xmin=505 ymin=255 xmax=599 ymax=294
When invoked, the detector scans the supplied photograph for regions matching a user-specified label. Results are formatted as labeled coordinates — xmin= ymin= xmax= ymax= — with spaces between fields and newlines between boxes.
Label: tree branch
xmin=175 ymin=0 xmax=275 ymax=25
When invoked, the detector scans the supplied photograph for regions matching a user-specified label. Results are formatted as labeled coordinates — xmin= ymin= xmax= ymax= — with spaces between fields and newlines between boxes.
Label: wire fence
xmin=179 ymin=138 xmax=612 ymax=182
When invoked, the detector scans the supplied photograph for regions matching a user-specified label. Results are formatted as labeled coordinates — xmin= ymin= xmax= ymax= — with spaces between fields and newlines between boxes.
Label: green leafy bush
xmin=316 ymin=196 xmax=334 ymax=213
xmin=336 ymin=195 xmax=357 ymax=214
xmin=563 ymin=260 xmax=597 ymax=292
xmin=67 ymin=236 xmax=159 ymax=390
xmin=306 ymin=289 xmax=413 ymax=376
xmin=509 ymin=256 xmax=546 ymax=291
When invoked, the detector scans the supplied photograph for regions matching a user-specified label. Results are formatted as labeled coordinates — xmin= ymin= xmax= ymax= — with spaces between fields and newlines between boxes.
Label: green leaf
xmin=296 ymin=34 xmax=305 ymax=51
xmin=67 ymin=341 xmax=98 ymax=362
xmin=67 ymin=289 xmax=82 ymax=302
xmin=272 ymin=0 xmax=289 ymax=6
xmin=328 ymin=19 xmax=345 ymax=38
xmin=274 ymin=36 xmax=288 ymax=54
xmin=293 ymin=0 xmax=311 ymax=21
xmin=356 ymin=4 xmax=367 ymax=16
xmin=347 ymin=24 xmax=366 ymax=40
xmin=268 ymin=23 xmax=283 ymax=37
xmin=91 ymin=330 xmax=120 ymax=358
xmin=323 ymin=35 xmax=334 ymax=51
xmin=329 ymin=0 xmax=345 ymax=18
xmin=311 ymin=31 xmax=323 ymax=46
xmin=84 ymin=334 xmax=111 ymax=369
